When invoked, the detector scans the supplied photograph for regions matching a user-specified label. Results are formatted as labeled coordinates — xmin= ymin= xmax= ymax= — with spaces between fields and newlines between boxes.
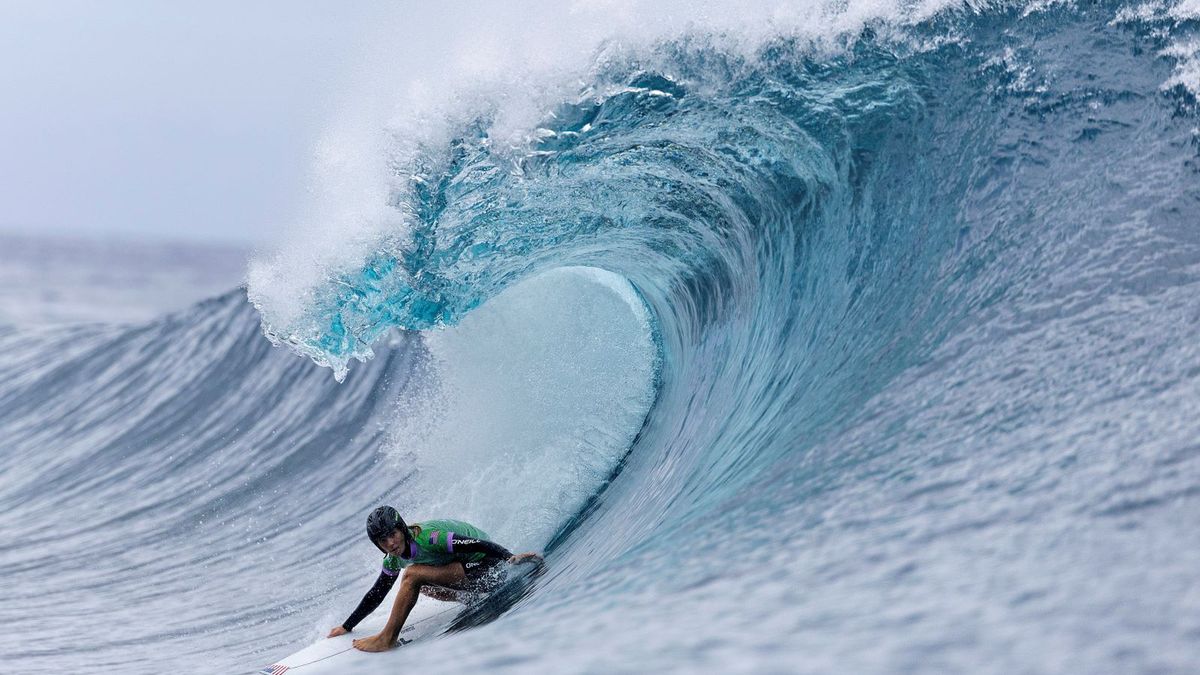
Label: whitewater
xmin=2 ymin=0 xmax=1199 ymax=672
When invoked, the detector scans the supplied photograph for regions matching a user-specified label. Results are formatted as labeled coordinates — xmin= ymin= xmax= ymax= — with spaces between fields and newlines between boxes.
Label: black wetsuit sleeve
xmin=451 ymin=535 xmax=513 ymax=560
xmin=342 ymin=570 xmax=398 ymax=631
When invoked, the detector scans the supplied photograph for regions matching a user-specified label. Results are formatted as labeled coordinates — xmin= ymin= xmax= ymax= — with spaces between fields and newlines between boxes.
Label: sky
xmin=0 ymin=1 xmax=811 ymax=248
xmin=0 ymin=0 xmax=643 ymax=247
xmin=0 ymin=1 xmax=386 ymax=245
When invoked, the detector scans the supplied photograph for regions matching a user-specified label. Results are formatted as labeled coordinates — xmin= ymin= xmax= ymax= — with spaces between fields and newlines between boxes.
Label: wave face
xmin=5 ymin=2 xmax=1200 ymax=673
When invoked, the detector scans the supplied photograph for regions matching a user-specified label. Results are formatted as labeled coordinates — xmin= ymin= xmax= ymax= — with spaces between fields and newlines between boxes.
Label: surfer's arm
xmin=341 ymin=569 xmax=399 ymax=631
xmin=446 ymin=534 xmax=513 ymax=560
xmin=448 ymin=533 xmax=543 ymax=565
xmin=451 ymin=530 xmax=544 ymax=562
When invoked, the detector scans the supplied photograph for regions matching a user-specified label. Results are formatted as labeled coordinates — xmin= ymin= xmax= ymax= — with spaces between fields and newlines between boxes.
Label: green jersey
xmin=381 ymin=519 xmax=492 ymax=575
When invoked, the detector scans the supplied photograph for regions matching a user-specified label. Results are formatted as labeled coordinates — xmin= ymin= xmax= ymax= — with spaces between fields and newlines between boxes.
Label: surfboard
xmin=260 ymin=561 xmax=542 ymax=674
xmin=258 ymin=600 xmax=461 ymax=674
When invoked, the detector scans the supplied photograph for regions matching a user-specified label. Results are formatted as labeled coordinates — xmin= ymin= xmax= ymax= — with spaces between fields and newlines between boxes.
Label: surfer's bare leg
xmin=352 ymin=563 xmax=466 ymax=652
xmin=420 ymin=584 xmax=462 ymax=602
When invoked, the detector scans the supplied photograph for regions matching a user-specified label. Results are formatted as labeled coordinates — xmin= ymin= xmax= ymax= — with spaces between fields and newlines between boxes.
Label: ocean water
xmin=0 ymin=232 xmax=248 ymax=326
xmin=3 ymin=1 xmax=1200 ymax=673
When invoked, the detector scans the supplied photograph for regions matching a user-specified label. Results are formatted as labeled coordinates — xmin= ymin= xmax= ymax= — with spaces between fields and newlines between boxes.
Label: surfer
xmin=328 ymin=505 xmax=543 ymax=652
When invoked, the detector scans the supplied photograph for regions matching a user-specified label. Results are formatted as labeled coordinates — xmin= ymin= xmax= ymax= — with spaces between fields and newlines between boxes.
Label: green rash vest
xmin=381 ymin=519 xmax=491 ymax=575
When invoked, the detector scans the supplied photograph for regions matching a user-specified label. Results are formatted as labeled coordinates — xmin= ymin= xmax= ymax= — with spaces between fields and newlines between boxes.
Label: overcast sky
xmin=0 ymin=1 xmax=388 ymax=245
xmin=0 ymin=1 xmax=767 ymax=247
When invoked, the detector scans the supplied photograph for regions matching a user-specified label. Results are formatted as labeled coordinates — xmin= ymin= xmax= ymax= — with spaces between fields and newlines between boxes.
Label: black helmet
xmin=366 ymin=505 xmax=408 ymax=552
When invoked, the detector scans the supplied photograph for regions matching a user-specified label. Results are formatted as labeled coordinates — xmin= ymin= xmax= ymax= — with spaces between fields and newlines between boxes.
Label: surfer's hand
xmin=327 ymin=625 xmax=348 ymax=638
xmin=509 ymin=552 xmax=543 ymax=564
xmin=352 ymin=633 xmax=393 ymax=653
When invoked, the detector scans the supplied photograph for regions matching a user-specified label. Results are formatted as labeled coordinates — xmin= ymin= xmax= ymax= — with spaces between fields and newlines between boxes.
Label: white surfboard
xmin=259 ymin=600 xmax=461 ymax=674
xmin=260 ymin=562 xmax=541 ymax=674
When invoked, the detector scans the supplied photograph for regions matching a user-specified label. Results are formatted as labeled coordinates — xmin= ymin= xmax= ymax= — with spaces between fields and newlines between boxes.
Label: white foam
xmin=1171 ymin=0 xmax=1200 ymax=18
xmin=1163 ymin=39 xmax=1200 ymax=97
xmin=246 ymin=0 xmax=967 ymax=338
xmin=1112 ymin=1 xmax=1200 ymax=99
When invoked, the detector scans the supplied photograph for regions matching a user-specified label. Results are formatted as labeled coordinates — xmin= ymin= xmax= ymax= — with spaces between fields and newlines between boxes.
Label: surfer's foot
xmin=351 ymin=634 xmax=394 ymax=652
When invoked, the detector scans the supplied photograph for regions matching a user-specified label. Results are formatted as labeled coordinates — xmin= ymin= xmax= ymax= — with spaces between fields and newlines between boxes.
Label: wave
xmin=243 ymin=1 xmax=1200 ymax=670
